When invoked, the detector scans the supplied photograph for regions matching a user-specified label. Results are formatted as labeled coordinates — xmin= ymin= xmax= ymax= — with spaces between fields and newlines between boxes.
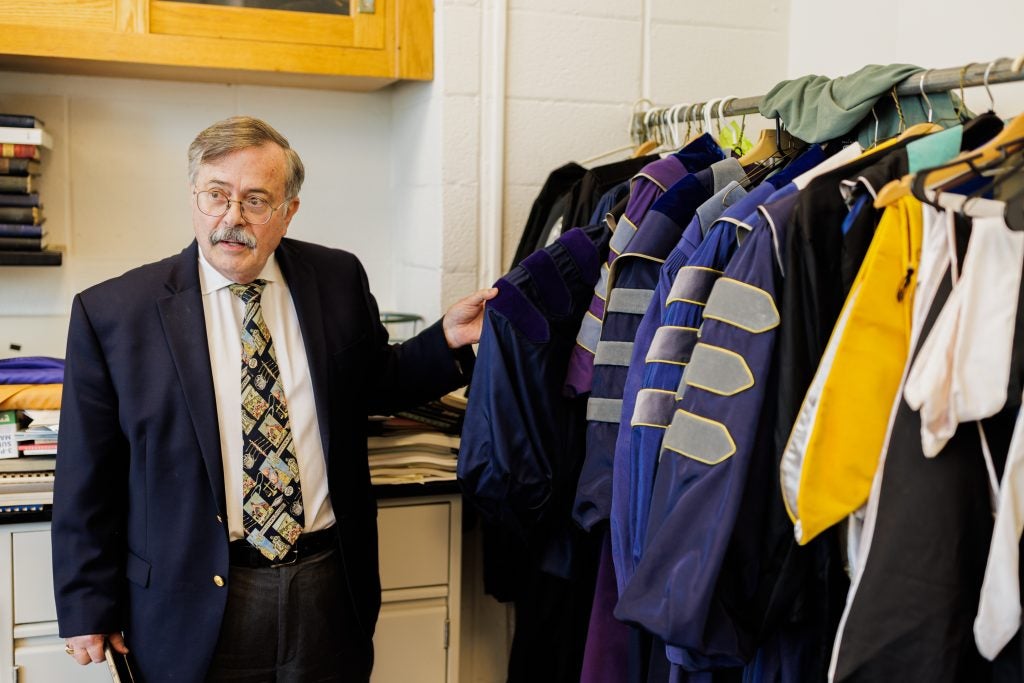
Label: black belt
xmin=229 ymin=527 xmax=337 ymax=568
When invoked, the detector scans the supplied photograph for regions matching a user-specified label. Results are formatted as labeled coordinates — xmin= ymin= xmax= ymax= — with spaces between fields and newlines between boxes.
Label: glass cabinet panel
xmin=162 ymin=0 xmax=351 ymax=16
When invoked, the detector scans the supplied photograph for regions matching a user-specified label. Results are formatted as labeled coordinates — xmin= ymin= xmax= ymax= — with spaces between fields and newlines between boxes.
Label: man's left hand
xmin=442 ymin=287 xmax=499 ymax=348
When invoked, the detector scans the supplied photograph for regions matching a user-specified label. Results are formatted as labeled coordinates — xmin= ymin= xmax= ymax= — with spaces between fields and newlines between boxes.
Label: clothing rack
xmin=633 ymin=56 xmax=1024 ymax=143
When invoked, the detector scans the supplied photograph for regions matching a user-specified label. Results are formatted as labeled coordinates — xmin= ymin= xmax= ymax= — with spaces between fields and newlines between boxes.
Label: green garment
xmin=759 ymin=64 xmax=967 ymax=146
xmin=907 ymin=124 xmax=963 ymax=173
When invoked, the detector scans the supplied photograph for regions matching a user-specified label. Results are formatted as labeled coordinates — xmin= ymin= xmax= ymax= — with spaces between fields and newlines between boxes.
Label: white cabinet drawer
xmin=15 ymin=636 xmax=112 ymax=683
xmin=12 ymin=530 xmax=56 ymax=625
xmin=377 ymin=503 xmax=450 ymax=590
xmin=371 ymin=599 xmax=448 ymax=683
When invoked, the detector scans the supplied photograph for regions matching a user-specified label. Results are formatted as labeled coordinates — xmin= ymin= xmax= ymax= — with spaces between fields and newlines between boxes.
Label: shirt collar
xmin=197 ymin=246 xmax=281 ymax=295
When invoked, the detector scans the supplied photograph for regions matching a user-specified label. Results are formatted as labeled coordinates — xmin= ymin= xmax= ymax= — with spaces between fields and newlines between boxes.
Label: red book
xmin=0 ymin=144 xmax=39 ymax=160
xmin=18 ymin=443 xmax=57 ymax=455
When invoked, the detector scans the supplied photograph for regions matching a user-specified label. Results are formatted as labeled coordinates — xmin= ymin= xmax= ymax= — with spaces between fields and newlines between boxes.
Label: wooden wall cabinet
xmin=0 ymin=0 xmax=432 ymax=91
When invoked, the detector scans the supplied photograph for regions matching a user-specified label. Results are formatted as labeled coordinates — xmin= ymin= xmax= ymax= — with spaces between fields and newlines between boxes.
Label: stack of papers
xmin=368 ymin=425 xmax=460 ymax=486
xmin=12 ymin=409 xmax=59 ymax=457
xmin=1 ymin=409 xmax=57 ymax=512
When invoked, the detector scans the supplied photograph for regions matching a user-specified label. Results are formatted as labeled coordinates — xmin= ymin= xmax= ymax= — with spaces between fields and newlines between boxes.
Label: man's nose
xmin=221 ymin=199 xmax=247 ymax=225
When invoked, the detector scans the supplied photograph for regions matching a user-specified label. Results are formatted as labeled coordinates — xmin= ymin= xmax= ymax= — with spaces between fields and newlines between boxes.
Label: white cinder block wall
xmin=788 ymin=0 xmax=1024 ymax=120
xmin=499 ymin=0 xmax=790 ymax=266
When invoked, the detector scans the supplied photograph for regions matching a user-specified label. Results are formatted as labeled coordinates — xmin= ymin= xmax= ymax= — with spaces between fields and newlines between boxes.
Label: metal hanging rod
xmin=634 ymin=56 xmax=1024 ymax=134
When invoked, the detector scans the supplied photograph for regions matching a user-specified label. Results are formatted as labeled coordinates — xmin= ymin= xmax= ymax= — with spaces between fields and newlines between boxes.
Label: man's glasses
xmin=194 ymin=189 xmax=288 ymax=225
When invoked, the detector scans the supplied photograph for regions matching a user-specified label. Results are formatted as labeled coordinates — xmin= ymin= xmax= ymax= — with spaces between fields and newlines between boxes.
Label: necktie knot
xmin=228 ymin=279 xmax=267 ymax=304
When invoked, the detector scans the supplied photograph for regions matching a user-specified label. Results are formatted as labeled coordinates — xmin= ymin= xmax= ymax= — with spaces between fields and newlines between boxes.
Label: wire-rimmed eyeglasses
xmin=194 ymin=189 xmax=288 ymax=225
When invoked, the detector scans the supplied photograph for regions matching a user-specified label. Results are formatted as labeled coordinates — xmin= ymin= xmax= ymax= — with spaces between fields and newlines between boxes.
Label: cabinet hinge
xmin=358 ymin=0 xmax=375 ymax=14
xmin=443 ymin=618 xmax=450 ymax=649
xmin=12 ymin=665 xmax=18 ymax=683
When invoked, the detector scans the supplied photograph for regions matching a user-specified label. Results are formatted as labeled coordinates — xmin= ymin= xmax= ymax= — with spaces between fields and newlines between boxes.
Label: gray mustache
xmin=210 ymin=226 xmax=257 ymax=249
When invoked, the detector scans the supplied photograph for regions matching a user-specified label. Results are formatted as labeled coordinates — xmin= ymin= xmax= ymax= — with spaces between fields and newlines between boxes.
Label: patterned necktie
xmin=229 ymin=280 xmax=305 ymax=561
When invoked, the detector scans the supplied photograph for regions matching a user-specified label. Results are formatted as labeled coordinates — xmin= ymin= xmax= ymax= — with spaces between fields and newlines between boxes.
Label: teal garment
xmin=759 ymin=64 xmax=966 ymax=145
xmin=907 ymin=124 xmax=963 ymax=173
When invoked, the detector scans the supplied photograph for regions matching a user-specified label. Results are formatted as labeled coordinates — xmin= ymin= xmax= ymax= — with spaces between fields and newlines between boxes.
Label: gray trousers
xmin=206 ymin=546 xmax=372 ymax=682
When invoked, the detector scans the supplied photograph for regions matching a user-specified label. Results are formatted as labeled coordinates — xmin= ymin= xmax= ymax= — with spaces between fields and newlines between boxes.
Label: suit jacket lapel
xmin=157 ymin=241 xmax=228 ymax=518
xmin=276 ymin=240 xmax=332 ymax=460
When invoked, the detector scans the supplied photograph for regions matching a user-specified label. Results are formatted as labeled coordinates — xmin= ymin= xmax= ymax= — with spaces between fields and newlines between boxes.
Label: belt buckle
xmin=269 ymin=545 xmax=299 ymax=568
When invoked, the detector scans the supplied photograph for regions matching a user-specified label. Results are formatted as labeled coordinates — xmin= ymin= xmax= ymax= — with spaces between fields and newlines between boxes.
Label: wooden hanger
xmin=917 ymin=114 xmax=1024 ymax=190
xmin=898 ymin=121 xmax=942 ymax=141
xmin=632 ymin=139 xmax=659 ymax=158
xmin=738 ymin=129 xmax=778 ymax=166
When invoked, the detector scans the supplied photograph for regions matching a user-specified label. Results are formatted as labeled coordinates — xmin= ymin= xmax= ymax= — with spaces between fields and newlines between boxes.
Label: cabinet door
xmin=377 ymin=503 xmax=450 ymax=590
xmin=371 ymin=598 xmax=447 ymax=683
xmin=149 ymin=0 xmax=385 ymax=50
xmin=12 ymin=531 xmax=57 ymax=625
xmin=14 ymin=638 xmax=112 ymax=683
xmin=0 ymin=0 xmax=115 ymax=32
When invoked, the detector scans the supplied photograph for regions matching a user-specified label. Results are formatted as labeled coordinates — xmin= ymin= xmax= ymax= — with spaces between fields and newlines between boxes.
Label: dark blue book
xmin=0 ymin=193 xmax=40 ymax=208
xmin=0 ymin=223 xmax=42 ymax=238
xmin=0 ymin=114 xmax=43 ymax=129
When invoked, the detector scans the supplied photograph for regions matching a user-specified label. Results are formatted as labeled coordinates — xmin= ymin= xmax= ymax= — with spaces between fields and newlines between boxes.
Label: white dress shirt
xmin=198 ymin=249 xmax=336 ymax=541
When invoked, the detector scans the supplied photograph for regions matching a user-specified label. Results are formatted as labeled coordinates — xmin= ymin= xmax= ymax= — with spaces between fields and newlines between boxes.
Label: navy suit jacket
xmin=52 ymin=238 xmax=472 ymax=681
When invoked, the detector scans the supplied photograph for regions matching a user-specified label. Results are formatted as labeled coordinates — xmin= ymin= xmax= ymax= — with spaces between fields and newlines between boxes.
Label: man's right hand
xmin=66 ymin=632 xmax=128 ymax=665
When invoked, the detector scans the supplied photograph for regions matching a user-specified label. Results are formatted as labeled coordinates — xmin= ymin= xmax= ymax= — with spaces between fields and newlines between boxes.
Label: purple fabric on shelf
xmin=0 ymin=356 xmax=65 ymax=385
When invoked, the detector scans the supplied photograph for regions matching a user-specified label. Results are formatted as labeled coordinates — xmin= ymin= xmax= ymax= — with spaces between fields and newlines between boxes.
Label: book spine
xmin=0 ymin=193 xmax=40 ymax=208
xmin=0 ymin=115 xmax=40 ymax=128
xmin=0 ymin=249 xmax=61 ymax=265
xmin=0 ymin=127 xmax=48 ymax=146
xmin=0 ymin=223 xmax=42 ymax=238
xmin=18 ymin=444 xmax=57 ymax=453
xmin=0 ymin=237 xmax=43 ymax=251
xmin=0 ymin=207 xmax=41 ymax=224
xmin=0 ymin=410 xmax=15 ymax=459
xmin=0 ymin=504 xmax=46 ymax=513
xmin=0 ymin=144 xmax=39 ymax=160
xmin=0 ymin=158 xmax=36 ymax=176
xmin=0 ymin=176 xmax=30 ymax=193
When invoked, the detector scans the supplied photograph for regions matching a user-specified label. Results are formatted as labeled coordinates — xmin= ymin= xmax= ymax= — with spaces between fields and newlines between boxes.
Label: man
xmin=52 ymin=115 xmax=495 ymax=681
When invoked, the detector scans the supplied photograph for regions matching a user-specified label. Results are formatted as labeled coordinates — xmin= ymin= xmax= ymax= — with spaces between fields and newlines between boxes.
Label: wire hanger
xmin=920 ymin=70 xmax=934 ymax=123
xmin=983 ymin=59 xmax=998 ymax=112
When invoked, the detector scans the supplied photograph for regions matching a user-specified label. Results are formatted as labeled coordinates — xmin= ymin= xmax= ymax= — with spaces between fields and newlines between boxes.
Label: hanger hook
xmin=918 ymin=70 xmax=933 ymax=123
xmin=671 ymin=104 xmax=687 ymax=148
xmin=665 ymin=104 xmax=678 ymax=148
xmin=643 ymin=108 xmax=659 ymax=145
xmin=955 ymin=63 xmax=973 ymax=120
xmin=718 ymin=96 xmax=736 ymax=121
xmin=983 ymin=59 xmax=997 ymax=112
xmin=629 ymin=98 xmax=653 ymax=145
xmin=870 ymin=104 xmax=880 ymax=147
xmin=717 ymin=96 xmax=735 ymax=135
xmin=703 ymin=98 xmax=720 ymax=139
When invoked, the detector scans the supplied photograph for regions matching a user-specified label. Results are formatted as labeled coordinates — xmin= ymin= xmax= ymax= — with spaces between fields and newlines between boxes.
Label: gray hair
xmin=188 ymin=116 xmax=305 ymax=200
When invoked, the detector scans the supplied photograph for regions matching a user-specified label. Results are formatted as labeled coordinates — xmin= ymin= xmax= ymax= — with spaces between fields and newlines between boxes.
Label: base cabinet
xmin=0 ymin=494 xmax=461 ymax=682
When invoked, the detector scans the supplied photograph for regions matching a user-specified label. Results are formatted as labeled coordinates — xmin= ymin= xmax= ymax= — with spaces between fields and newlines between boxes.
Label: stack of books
xmin=367 ymin=388 xmax=467 ymax=486
xmin=0 ymin=113 xmax=59 ymax=266
xmin=0 ymin=409 xmax=56 ymax=513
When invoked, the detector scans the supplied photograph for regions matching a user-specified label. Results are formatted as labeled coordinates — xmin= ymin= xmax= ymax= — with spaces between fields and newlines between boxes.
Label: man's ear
xmin=282 ymin=196 xmax=300 ymax=229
